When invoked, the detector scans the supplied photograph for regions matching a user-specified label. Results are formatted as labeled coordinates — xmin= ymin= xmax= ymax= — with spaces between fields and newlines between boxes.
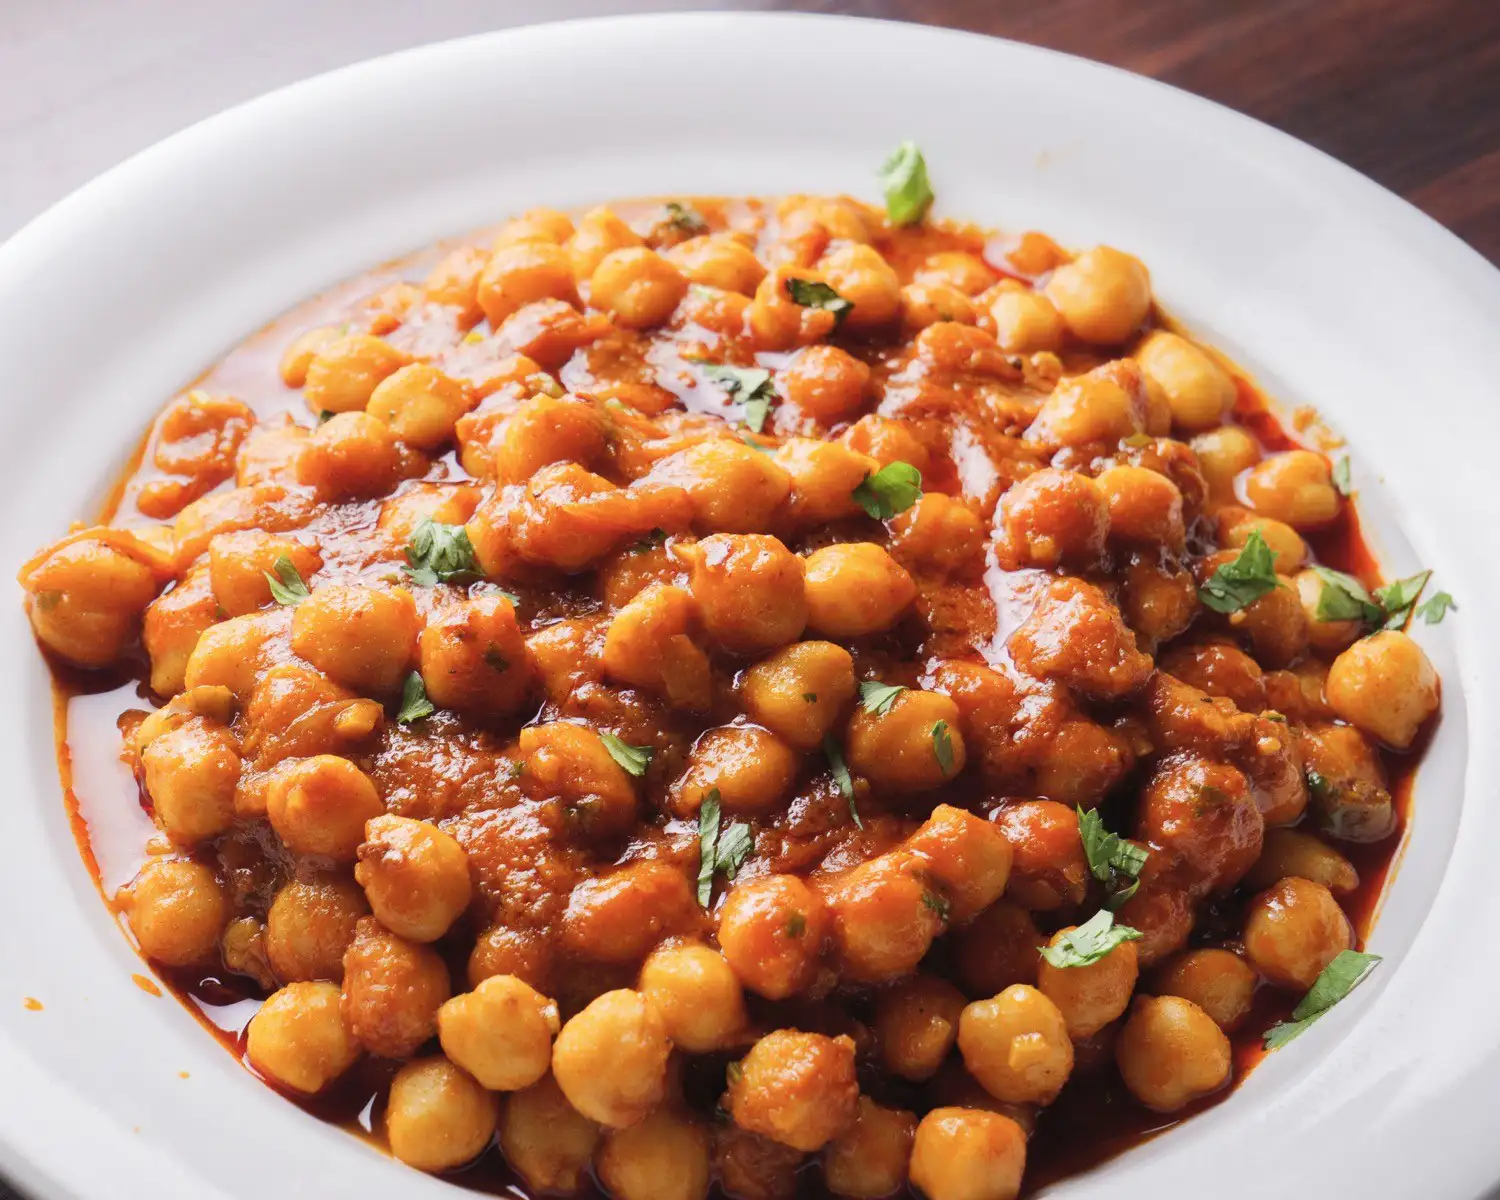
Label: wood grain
xmin=773 ymin=0 xmax=1500 ymax=262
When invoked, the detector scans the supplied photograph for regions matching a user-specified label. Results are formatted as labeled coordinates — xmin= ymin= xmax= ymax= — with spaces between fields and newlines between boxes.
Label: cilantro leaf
xmin=1310 ymin=566 xmax=1383 ymax=626
xmin=852 ymin=461 xmax=923 ymax=521
xmin=630 ymin=528 xmax=667 ymax=554
xmin=877 ymin=141 xmax=934 ymax=227
xmin=1263 ymin=949 xmax=1381 ymax=1050
xmin=921 ymin=890 xmax=951 ymax=921
xmin=1374 ymin=570 xmax=1432 ymax=629
xmin=1332 ymin=456 xmax=1353 ymax=496
xmin=785 ymin=912 xmax=807 ymax=938
xmin=1199 ymin=531 xmax=1279 ymax=614
xmin=404 ymin=518 xmax=479 ymax=586
xmin=858 ymin=680 xmax=906 ymax=716
xmin=689 ymin=359 xmax=778 ymax=432
xmin=823 ymin=735 xmax=862 ymax=829
xmin=263 ymin=555 xmax=311 ymax=606
xmin=1038 ymin=908 xmax=1143 ymax=969
xmin=785 ymin=277 xmax=853 ymax=325
xmin=739 ymin=433 xmax=776 ymax=456
xmin=696 ymin=789 xmax=753 ymax=907
xmin=600 ymin=733 xmax=653 ymax=778
xmin=1077 ymin=805 xmax=1149 ymax=911
xmin=1416 ymin=590 xmax=1456 ymax=625
xmin=396 ymin=672 xmax=435 ymax=724
xmin=662 ymin=201 xmax=707 ymax=233
xmin=932 ymin=721 xmax=956 ymax=776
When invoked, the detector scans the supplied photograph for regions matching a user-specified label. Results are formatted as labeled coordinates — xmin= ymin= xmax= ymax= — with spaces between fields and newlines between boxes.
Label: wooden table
xmin=0 ymin=2 xmax=1492 ymax=1196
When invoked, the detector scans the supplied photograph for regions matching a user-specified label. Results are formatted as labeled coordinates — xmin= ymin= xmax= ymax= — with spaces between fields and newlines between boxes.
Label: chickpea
xmin=181 ymin=610 xmax=284 ymax=699
xmin=727 ymin=1029 xmax=858 ymax=1152
xmin=477 ymin=240 xmax=578 ymax=327
xmin=1037 ymin=926 xmax=1139 ymax=1040
xmin=1152 ymin=948 xmax=1257 ymax=1032
xmin=993 ymin=467 xmax=1109 ymax=570
xmin=666 ymin=233 xmax=767 ymax=295
xmin=688 ymin=534 xmax=807 ymax=656
xmin=1192 ymin=425 xmax=1261 ymax=503
xmin=992 ymin=801 xmax=1089 ymax=911
xmin=889 ymin=491 xmax=984 ymax=576
xmin=302 ymin=333 xmax=409 ymax=415
xmin=1115 ymin=995 xmax=1231 ymax=1111
xmin=639 ymin=940 xmax=747 ymax=1052
xmin=419 ymin=595 xmax=534 ymax=718
xmin=297 ymin=411 xmax=403 ymax=499
xmin=775 ymin=345 xmax=870 ymax=425
xmin=118 ymin=858 xmax=226 ymax=967
xmin=278 ymin=325 xmax=341 ymax=388
xmin=265 ymin=755 xmax=384 ymax=859
xmin=1243 ymin=876 xmax=1353 ymax=990
xmin=989 ymin=285 xmax=1065 ymax=354
xmin=902 ymin=282 xmax=976 ymax=331
xmin=1120 ymin=555 xmax=1199 ymax=649
xmin=522 ymin=721 xmax=640 ymax=840
xmin=355 ymin=815 xmax=472 ymax=942
xmin=874 ymin=974 xmax=966 ymax=1082
xmin=803 ymin=543 xmax=915 ymax=639
xmin=713 ymin=1124 xmax=803 ymax=1200
xmin=590 ymin=247 xmax=688 ymax=329
xmin=206 ymin=531 xmax=321 ymax=618
xmin=140 ymin=570 xmax=218 ymax=698
xmin=1326 ymin=629 xmax=1439 ymax=749
xmin=958 ymin=984 xmax=1073 ymax=1105
xmin=774 ymin=439 xmax=878 ymax=528
xmin=670 ymin=724 xmax=798 ymax=819
xmin=1294 ymin=569 xmax=1364 ymax=654
xmin=847 ymin=689 xmax=965 ymax=793
xmin=1008 ymin=576 xmax=1153 ymax=700
xmin=954 ymin=900 xmax=1043 ymax=997
xmin=1299 ymin=720 xmax=1395 ymax=841
xmin=567 ymin=206 xmax=644 ymax=282
xmin=435 ymin=974 xmax=560 ymax=1092
xmin=718 ymin=874 xmax=829 ymax=999
xmin=501 ymin=1074 xmax=602 ymax=1193
xmin=828 ymin=852 xmax=946 ymax=982
xmin=552 ymin=989 xmax=671 ymax=1128
xmin=340 ymin=916 xmax=451 ymax=1058
xmin=1138 ymin=756 xmax=1263 ymax=895
xmin=740 ymin=640 xmax=856 ymax=751
xmin=422 ymin=245 xmax=490 ymax=325
xmin=648 ymin=440 xmax=792 ymax=534
xmin=1134 ymin=330 xmax=1235 ymax=431
xmin=1218 ymin=508 xmax=1307 ymax=574
xmin=749 ymin=266 xmax=840 ymax=349
xmin=246 ymin=981 xmax=359 ymax=1094
xmin=386 ymin=1055 xmax=497 ymax=1172
xmin=1096 ymin=464 xmax=1185 ymax=548
xmin=1243 ymin=449 xmax=1341 ymax=529
xmin=840 ymin=414 xmax=932 ymax=473
xmin=365 ymin=363 xmax=473 ymax=450
xmin=468 ymin=922 xmax=552 ymax=992
xmin=598 ymin=1106 xmax=712 ymax=1200
xmin=1023 ymin=359 xmax=1147 ymax=449
xmin=290 ymin=584 xmax=418 ymax=696
xmin=494 ymin=207 xmax=576 ymax=249
xmin=909 ymin=1107 xmax=1027 ymax=1200
xmin=142 ymin=719 xmax=239 ymax=845
xmin=490 ymin=392 xmax=608 ymax=484
xmin=1228 ymin=571 xmax=1310 ymax=669
xmin=903 ymin=803 xmax=1013 ymax=923
xmin=601 ymin=583 xmax=713 ymax=712
xmin=1043 ymin=246 xmax=1151 ymax=345
xmin=559 ymin=862 xmax=696 ymax=965
xmin=20 ymin=534 xmax=159 ymax=668
xmin=818 ymin=243 xmax=900 ymax=333
xmin=1246 ymin=826 xmax=1359 ymax=895
xmin=266 ymin=875 xmax=368 ymax=983
xmin=823 ymin=1097 xmax=916 ymax=1199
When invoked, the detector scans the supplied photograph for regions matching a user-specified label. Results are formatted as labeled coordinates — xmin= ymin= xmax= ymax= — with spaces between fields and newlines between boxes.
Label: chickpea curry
xmin=19 ymin=144 xmax=1449 ymax=1200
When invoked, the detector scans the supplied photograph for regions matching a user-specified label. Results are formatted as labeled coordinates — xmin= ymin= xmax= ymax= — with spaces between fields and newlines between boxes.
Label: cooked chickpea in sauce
xmin=23 ymin=147 xmax=1446 ymax=1199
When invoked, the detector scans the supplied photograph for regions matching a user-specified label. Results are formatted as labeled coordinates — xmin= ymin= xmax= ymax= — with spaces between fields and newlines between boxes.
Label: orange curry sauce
xmin=40 ymin=197 xmax=1419 ymax=1197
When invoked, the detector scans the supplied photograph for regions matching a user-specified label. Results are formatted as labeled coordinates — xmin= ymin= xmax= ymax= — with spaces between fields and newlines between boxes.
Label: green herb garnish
xmin=1311 ymin=566 xmax=1383 ymax=626
xmin=263 ymin=555 xmax=310 ymax=606
xmin=785 ymin=912 xmax=807 ymax=938
xmin=1038 ymin=908 xmax=1143 ymax=969
xmin=823 ymin=735 xmax=862 ymax=829
xmin=1077 ymin=805 xmax=1148 ymax=911
xmin=785 ymin=277 xmax=853 ymax=325
xmin=696 ymin=789 xmax=753 ymax=907
xmin=600 ymin=733 xmax=653 ymax=778
xmin=1331 ymin=457 xmax=1353 ymax=496
xmin=1263 ymin=949 xmax=1381 ymax=1050
xmin=932 ymin=721 xmax=956 ymax=775
xmin=852 ymin=461 xmax=923 ymax=520
xmin=1199 ymin=531 xmax=1279 ymax=614
xmin=396 ymin=672 xmax=435 ymax=724
xmin=404 ymin=518 xmax=479 ymax=586
xmin=690 ymin=360 xmax=777 ymax=433
xmin=1415 ymin=591 xmax=1455 ymax=625
xmin=1374 ymin=570 xmax=1432 ymax=629
xmin=877 ymin=141 xmax=934 ymax=227
xmin=662 ymin=201 xmax=708 ymax=233
xmin=858 ymin=680 xmax=907 ymax=716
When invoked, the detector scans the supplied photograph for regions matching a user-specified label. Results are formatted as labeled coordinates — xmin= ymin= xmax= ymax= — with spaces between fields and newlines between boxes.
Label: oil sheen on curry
xmin=19 ymin=146 xmax=1446 ymax=1200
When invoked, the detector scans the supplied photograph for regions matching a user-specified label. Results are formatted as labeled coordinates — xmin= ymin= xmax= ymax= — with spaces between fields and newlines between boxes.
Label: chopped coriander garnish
xmin=1199 ymin=530 xmax=1279 ymax=614
xmin=858 ymin=680 xmax=907 ymax=716
xmin=725 ymin=1060 xmax=744 ymax=1086
xmin=785 ymin=277 xmax=853 ymax=325
xmin=1263 ymin=949 xmax=1381 ymax=1050
xmin=689 ymin=360 xmax=778 ymax=432
xmin=662 ymin=201 xmax=708 ymax=233
xmin=921 ymin=890 xmax=952 ymax=921
xmin=802 ymin=692 xmax=818 ymax=703
xmin=1304 ymin=768 xmax=1336 ymax=803
xmin=404 ymin=518 xmax=479 ymax=586
xmin=696 ymin=789 xmax=753 ymax=907
xmin=1374 ymin=570 xmax=1432 ymax=629
xmin=600 ymin=733 xmax=653 ymax=778
xmin=317 ymin=409 xmax=336 ymax=424
xmin=852 ymin=461 xmax=923 ymax=520
xmin=263 ymin=555 xmax=310 ymax=606
xmin=396 ymin=671 xmax=435 ymax=724
xmin=932 ymin=721 xmax=956 ymax=776
xmin=877 ymin=141 xmax=934 ymax=227
xmin=739 ymin=433 xmax=776 ymax=456
xmin=1039 ymin=908 xmax=1143 ymax=969
xmin=630 ymin=528 xmax=667 ymax=554
xmin=1311 ymin=566 xmax=1383 ymax=626
xmin=1310 ymin=564 xmax=1451 ymax=631
xmin=1331 ymin=456 xmax=1353 ymax=496
xmin=785 ymin=912 xmax=807 ymax=938
xmin=1077 ymin=805 xmax=1149 ymax=911
xmin=1416 ymin=590 xmax=1455 ymax=625
xmin=823 ymin=735 xmax=862 ymax=829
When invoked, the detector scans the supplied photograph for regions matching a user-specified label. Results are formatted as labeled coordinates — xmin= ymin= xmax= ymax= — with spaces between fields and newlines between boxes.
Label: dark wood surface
xmin=771 ymin=0 xmax=1500 ymax=263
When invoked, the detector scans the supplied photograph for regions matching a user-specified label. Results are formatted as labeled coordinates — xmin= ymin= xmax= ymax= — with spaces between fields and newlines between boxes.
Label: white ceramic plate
xmin=0 ymin=13 xmax=1496 ymax=1199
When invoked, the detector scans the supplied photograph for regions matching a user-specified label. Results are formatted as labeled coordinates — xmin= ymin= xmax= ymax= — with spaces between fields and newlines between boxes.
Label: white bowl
xmin=0 ymin=13 xmax=1495 ymax=1199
